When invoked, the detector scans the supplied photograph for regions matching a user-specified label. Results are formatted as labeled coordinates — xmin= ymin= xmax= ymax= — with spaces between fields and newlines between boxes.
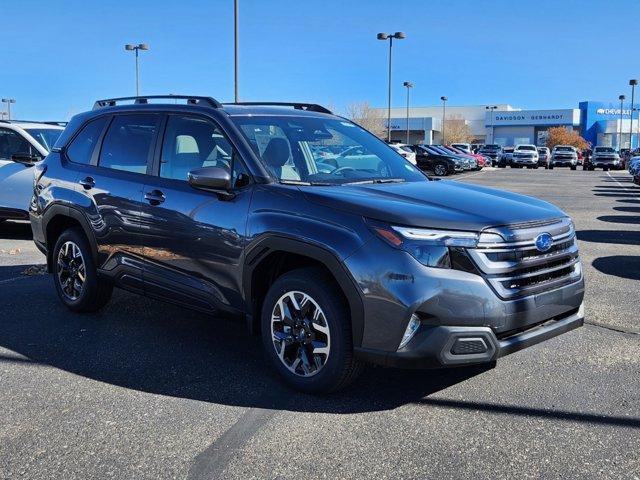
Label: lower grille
xmin=467 ymin=218 xmax=582 ymax=299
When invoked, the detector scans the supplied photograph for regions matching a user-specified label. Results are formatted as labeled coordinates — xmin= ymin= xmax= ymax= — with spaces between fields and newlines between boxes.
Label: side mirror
xmin=11 ymin=153 xmax=41 ymax=166
xmin=188 ymin=166 xmax=234 ymax=199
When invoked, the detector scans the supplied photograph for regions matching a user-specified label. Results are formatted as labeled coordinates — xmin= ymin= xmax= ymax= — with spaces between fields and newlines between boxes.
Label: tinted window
xmin=595 ymin=147 xmax=615 ymax=153
xmin=66 ymin=117 xmax=109 ymax=164
xmin=517 ymin=145 xmax=537 ymax=151
xmin=0 ymin=128 xmax=37 ymax=159
xmin=99 ymin=114 xmax=159 ymax=173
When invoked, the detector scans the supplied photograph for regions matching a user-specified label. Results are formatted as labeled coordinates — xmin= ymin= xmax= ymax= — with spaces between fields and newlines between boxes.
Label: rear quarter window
xmin=66 ymin=116 xmax=110 ymax=165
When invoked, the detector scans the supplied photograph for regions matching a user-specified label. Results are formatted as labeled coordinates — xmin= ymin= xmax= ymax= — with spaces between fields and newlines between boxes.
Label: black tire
xmin=433 ymin=162 xmax=448 ymax=176
xmin=549 ymin=164 xmax=554 ymax=170
xmin=261 ymin=267 xmax=363 ymax=394
xmin=603 ymin=166 xmax=609 ymax=171
xmin=52 ymin=227 xmax=113 ymax=313
xmin=570 ymin=165 xmax=576 ymax=170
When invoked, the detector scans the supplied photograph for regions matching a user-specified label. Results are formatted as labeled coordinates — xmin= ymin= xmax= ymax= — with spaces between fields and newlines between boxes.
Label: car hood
xmin=301 ymin=180 xmax=565 ymax=231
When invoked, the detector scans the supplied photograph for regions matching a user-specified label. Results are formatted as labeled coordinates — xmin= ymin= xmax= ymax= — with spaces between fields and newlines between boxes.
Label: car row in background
xmin=627 ymin=155 xmax=640 ymax=185
xmin=407 ymin=144 xmax=490 ymax=176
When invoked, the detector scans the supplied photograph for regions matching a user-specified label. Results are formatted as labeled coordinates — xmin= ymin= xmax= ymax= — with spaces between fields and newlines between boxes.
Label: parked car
xmin=451 ymin=143 xmax=472 ymax=154
xmin=627 ymin=156 xmax=640 ymax=175
xmin=511 ymin=144 xmax=540 ymax=169
xmin=584 ymin=146 xmax=621 ymax=171
xmin=478 ymin=144 xmax=502 ymax=167
xmin=550 ymin=145 xmax=578 ymax=170
xmin=0 ymin=120 xmax=64 ymax=223
xmin=410 ymin=145 xmax=462 ymax=176
xmin=430 ymin=145 xmax=472 ymax=170
xmin=30 ymin=95 xmax=585 ymax=393
xmin=441 ymin=145 xmax=479 ymax=170
xmin=537 ymin=147 xmax=551 ymax=168
xmin=448 ymin=145 xmax=485 ymax=169
xmin=499 ymin=146 xmax=514 ymax=167
xmin=387 ymin=143 xmax=417 ymax=165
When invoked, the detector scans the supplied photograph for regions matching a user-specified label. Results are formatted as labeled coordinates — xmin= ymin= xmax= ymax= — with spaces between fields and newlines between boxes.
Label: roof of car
xmin=0 ymin=120 xmax=65 ymax=130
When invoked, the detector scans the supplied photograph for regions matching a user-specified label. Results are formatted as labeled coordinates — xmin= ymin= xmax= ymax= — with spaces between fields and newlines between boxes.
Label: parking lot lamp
xmin=629 ymin=79 xmax=638 ymax=149
xmin=440 ymin=96 xmax=447 ymax=144
xmin=234 ymin=0 xmax=239 ymax=102
xmin=1 ymin=98 xmax=16 ymax=120
xmin=125 ymin=43 xmax=150 ymax=96
xmin=377 ymin=32 xmax=406 ymax=142
xmin=618 ymin=95 xmax=626 ymax=149
xmin=403 ymin=81 xmax=413 ymax=144
xmin=486 ymin=105 xmax=498 ymax=143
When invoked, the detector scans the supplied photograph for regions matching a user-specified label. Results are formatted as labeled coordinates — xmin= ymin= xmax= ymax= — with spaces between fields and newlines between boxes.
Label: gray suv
xmin=29 ymin=95 xmax=585 ymax=393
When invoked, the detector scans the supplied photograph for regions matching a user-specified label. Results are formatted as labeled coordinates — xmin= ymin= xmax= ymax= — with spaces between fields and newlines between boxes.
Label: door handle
xmin=144 ymin=189 xmax=165 ymax=205
xmin=79 ymin=176 xmax=95 ymax=190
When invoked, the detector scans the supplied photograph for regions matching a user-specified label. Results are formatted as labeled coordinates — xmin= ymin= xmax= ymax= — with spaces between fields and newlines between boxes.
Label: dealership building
xmin=379 ymin=100 xmax=640 ymax=148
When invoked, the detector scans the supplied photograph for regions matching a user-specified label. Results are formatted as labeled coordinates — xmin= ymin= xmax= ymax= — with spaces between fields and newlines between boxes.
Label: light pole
xmin=618 ymin=95 xmax=626 ymax=149
xmin=403 ymin=81 xmax=413 ymax=144
xmin=125 ymin=43 xmax=150 ymax=96
xmin=1 ymin=98 xmax=16 ymax=120
xmin=629 ymin=79 xmax=638 ymax=149
xmin=377 ymin=32 xmax=406 ymax=142
xmin=486 ymin=105 xmax=498 ymax=144
xmin=440 ymin=96 xmax=447 ymax=144
xmin=234 ymin=0 xmax=239 ymax=102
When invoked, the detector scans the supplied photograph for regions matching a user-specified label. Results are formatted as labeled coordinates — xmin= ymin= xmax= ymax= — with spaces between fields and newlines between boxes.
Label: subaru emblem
xmin=535 ymin=233 xmax=553 ymax=252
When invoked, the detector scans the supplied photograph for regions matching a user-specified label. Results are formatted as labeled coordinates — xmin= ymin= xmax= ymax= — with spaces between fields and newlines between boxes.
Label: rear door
xmin=139 ymin=113 xmax=253 ymax=313
xmin=75 ymin=113 xmax=161 ymax=289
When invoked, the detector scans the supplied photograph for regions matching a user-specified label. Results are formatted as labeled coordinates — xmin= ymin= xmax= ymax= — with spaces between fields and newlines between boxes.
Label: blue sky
xmin=2 ymin=0 xmax=639 ymax=120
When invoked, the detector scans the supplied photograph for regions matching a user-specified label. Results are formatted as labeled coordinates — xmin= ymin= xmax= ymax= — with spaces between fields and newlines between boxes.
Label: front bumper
xmin=512 ymin=157 xmax=537 ymax=165
xmin=356 ymin=302 xmax=584 ymax=368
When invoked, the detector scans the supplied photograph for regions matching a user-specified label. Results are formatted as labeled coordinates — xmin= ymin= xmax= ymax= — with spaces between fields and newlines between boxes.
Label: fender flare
xmin=41 ymin=204 xmax=99 ymax=270
xmin=243 ymin=235 xmax=365 ymax=347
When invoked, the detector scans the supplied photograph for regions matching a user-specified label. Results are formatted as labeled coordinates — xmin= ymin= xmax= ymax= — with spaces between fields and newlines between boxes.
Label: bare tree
xmin=345 ymin=102 xmax=386 ymax=138
xmin=443 ymin=119 xmax=474 ymax=144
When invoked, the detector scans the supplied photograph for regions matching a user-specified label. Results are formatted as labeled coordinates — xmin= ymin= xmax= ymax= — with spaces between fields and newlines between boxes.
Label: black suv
xmin=30 ymin=95 xmax=585 ymax=393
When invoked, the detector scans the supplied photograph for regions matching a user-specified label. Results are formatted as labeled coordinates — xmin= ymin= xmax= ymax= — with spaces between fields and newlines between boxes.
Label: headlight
xmin=367 ymin=220 xmax=479 ymax=268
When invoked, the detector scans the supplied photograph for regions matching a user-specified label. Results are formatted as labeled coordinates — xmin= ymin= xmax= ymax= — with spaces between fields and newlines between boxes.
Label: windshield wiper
xmin=280 ymin=179 xmax=334 ymax=186
xmin=342 ymin=178 xmax=406 ymax=185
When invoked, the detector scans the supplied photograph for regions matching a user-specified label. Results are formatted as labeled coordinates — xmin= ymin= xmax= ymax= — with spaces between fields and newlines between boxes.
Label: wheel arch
xmin=42 ymin=205 xmax=99 ymax=272
xmin=243 ymin=235 xmax=365 ymax=347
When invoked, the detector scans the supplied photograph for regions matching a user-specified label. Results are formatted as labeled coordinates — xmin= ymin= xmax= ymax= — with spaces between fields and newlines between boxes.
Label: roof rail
xmin=227 ymin=102 xmax=332 ymax=114
xmin=92 ymin=95 xmax=223 ymax=110
xmin=0 ymin=119 xmax=67 ymax=126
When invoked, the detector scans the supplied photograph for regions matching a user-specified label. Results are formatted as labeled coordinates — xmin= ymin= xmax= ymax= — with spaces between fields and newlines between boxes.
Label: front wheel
xmin=570 ymin=165 xmax=577 ymax=170
xmin=433 ymin=162 xmax=448 ymax=176
xmin=53 ymin=228 xmax=113 ymax=313
xmin=261 ymin=267 xmax=362 ymax=394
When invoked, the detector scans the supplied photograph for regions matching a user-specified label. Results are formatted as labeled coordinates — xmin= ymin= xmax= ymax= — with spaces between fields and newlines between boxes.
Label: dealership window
xmin=514 ymin=137 xmax=531 ymax=145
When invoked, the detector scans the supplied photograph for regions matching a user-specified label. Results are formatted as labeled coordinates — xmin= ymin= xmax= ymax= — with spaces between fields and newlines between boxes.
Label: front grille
xmin=467 ymin=218 xmax=582 ymax=299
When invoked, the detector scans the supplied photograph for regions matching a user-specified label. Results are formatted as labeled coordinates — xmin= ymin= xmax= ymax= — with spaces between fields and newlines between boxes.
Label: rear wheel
xmin=53 ymin=228 xmax=113 ymax=313
xmin=570 ymin=165 xmax=577 ymax=170
xmin=261 ymin=267 xmax=362 ymax=394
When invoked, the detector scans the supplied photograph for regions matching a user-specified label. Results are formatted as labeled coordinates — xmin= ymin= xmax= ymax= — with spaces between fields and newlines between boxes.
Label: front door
xmin=139 ymin=114 xmax=253 ymax=313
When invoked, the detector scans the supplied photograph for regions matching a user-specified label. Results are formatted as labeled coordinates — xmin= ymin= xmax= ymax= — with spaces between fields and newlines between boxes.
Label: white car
xmin=550 ymin=145 xmax=578 ymax=170
xmin=388 ymin=143 xmax=417 ymax=165
xmin=451 ymin=142 xmax=472 ymax=154
xmin=0 ymin=120 xmax=64 ymax=222
xmin=511 ymin=144 xmax=539 ymax=168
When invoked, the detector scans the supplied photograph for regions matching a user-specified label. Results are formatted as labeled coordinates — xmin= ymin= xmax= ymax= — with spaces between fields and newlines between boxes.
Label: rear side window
xmin=66 ymin=117 xmax=109 ymax=164
xmin=99 ymin=114 xmax=159 ymax=173
xmin=0 ymin=128 xmax=37 ymax=160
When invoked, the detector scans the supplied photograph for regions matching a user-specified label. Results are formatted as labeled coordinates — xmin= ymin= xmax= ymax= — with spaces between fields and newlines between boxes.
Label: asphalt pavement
xmin=0 ymin=167 xmax=638 ymax=479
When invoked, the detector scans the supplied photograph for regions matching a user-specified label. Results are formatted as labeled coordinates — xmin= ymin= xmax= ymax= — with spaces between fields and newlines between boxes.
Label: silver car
xmin=0 ymin=121 xmax=64 ymax=222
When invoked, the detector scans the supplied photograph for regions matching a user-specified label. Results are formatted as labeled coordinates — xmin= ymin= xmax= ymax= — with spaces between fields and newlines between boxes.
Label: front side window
xmin=0 ymin=128 xmax=37 ymax=160
xmin=231 ymin=115 xmax=425 ymax=185
xmin=66 ymin=117 xmax=109 ymax=165
xmin=159 ymin=115 xmax=250 ymax=188
xmin=99 ymin=114 xmax=159 ymax=173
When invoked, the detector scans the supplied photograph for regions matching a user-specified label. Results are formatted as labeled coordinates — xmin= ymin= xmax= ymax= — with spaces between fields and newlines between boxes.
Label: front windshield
xmin=231 ymin=115 xmax=426 ymax=185
xmin=517 ymin=145 xmax=536 ymax=151
xmin=595 ymin=147 xmax=615 ymax=153
xmin=556 ymin=146 xmax=574 ymax=151
xmin=483 ymin=144 xmax=500 ymax=150
xmin=25 ymin=128 xmax=63 ymax=152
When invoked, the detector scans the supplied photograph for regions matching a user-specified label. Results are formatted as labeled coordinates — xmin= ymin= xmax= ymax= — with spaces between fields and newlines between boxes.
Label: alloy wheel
xmin=270 ymin=291 xmax=331 ymax=377
xmin=434 ymin=164 xmax=446 ymax=176
xmin=57 ymin=241 xmax=86 ymax=301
